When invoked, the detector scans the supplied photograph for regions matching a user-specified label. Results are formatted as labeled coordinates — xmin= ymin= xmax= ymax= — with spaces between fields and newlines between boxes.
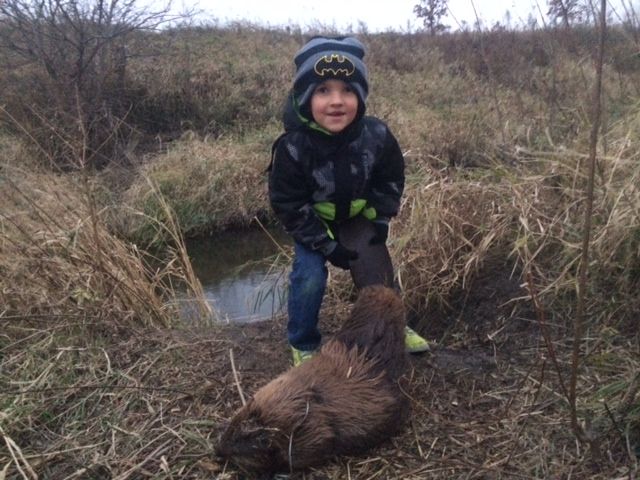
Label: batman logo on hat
xmin=314 ymin=54 xmax=356 ymax=77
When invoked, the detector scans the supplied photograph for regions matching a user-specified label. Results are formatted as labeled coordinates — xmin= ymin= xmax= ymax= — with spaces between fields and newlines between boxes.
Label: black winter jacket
xmin=269 ymin=113 xmax=405 ymax=253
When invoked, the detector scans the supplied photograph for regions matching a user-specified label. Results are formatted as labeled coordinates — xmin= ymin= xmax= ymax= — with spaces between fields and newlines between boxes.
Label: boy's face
xmin=310 ymin=79 xmax=358 ymax=133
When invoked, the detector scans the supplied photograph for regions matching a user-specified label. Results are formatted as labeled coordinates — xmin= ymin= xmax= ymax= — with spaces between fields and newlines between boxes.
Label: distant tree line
xmin=412 ymin=0 xmax=637 ymax=32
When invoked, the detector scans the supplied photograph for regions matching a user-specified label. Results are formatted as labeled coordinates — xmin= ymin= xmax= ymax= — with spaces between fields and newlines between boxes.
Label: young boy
xmin=269 ymin=36 xmax=430 ymax=366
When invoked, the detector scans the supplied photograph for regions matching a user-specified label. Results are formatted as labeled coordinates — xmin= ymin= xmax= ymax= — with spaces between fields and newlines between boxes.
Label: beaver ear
xmin=217 ymin=411 xmax=267 ymax=458
xmin=218 ymin=403 xmax=251 ymax=442
xmin=252 ymin=427 xmax=288 ymax=470
xmin=252 ymin=425 xmax=275 ymax=447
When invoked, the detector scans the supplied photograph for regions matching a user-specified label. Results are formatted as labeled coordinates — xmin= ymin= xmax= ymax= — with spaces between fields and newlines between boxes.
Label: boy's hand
xmin=369 ymin=219 xmax=389 ymax=245
xmin=326 ymin=243 xmax=359 ymax=270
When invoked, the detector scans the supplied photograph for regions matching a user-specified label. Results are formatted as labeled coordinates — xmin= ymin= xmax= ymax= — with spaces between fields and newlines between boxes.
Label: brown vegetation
xmin=1 ymin=10 xmax=639 ymax=479
xmin=0 ymin=148 xmax=203 ymax=326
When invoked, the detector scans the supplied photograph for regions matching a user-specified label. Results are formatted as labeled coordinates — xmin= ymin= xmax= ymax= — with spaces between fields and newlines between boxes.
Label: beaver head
xmin=216 ymin=401 xmax=289 ymax=475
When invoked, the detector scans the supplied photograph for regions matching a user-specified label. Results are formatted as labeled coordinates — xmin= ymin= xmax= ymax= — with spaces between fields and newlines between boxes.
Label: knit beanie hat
xmin=292 ymin=36 xmax=369 ymax=118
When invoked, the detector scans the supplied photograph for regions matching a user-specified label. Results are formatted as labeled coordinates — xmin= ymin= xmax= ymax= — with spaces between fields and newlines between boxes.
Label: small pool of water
xmin=186 ymin=228 xmax=290 ymax=323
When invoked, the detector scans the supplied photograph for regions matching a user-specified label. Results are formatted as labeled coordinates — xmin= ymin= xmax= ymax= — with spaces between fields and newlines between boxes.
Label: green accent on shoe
xmin=291 ymin=346 xmax=317 ymax=367
xmin=404 ymin=326 xmax=431 ymax=353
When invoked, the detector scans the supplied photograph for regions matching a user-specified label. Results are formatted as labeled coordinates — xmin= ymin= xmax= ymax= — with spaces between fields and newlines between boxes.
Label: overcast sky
xmin=173 ymin=0 xmax=631 ymax=31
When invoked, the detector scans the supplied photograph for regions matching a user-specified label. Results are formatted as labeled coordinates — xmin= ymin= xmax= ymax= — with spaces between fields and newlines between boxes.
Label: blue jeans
xmin=287 ymin=241 xmax=328 ymax=351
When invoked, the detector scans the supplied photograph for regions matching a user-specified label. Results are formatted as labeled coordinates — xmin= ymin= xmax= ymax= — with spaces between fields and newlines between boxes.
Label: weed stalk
xmin=570 ymin=0 xmax=607 ymax=458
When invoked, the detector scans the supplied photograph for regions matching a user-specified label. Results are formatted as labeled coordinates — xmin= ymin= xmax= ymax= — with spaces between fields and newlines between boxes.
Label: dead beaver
xmin=216 ymin=285 xmax=409 ymax=476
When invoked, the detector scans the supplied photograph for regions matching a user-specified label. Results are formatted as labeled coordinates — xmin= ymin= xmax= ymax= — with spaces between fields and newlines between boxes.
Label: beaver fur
xmin=216 ymin=285 xmax=409 ymax=476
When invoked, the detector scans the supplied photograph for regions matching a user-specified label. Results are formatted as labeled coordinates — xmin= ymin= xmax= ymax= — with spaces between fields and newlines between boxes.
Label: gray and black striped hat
xmin=292 ymin=36 xmax=369 ymax=113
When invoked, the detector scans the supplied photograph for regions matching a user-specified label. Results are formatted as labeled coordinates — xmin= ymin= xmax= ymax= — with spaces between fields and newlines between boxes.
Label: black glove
xmin=326 ymin=243 xmax=359 ymax=270
xmin=369 ymin=219 xmax=390 ymax=245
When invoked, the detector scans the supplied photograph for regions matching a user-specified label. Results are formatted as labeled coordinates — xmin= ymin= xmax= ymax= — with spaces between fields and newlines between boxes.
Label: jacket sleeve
xmin=268 ymin=138 xmax=334 ymax=252
xmin=367 ymin=126 xmax=405 ymax=220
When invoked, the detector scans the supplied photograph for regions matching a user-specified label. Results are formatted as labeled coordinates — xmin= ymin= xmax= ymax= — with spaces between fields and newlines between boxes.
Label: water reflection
xmin=186 ymin=228 xmax=290 ymax=323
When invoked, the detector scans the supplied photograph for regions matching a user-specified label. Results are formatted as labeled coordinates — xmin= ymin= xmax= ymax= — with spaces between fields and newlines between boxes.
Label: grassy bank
xmin=1 ymin=20 xmax=639 ymax=478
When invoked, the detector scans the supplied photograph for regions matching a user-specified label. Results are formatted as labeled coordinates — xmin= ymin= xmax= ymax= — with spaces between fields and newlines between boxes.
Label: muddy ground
xmin=152 ymin=257 xmax=553 ymax=479
xmin=11 ymin=257 xmax=634 ymax=479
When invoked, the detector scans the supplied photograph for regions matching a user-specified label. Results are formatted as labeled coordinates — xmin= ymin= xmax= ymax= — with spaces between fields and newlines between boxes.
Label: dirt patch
xmin=416 ymin=254 xmax=539 ymax=356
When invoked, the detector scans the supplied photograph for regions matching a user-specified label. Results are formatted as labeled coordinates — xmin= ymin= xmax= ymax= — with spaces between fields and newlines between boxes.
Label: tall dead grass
xmin=509 ymin=141 xmax=640 ymax=328
xmin=0 ymin=136 xmax=210 ymax=326
xmin=0 ymin=135 xmax=220 ymax=479
xmin=394 ymin=168 xmax=517 ymax=310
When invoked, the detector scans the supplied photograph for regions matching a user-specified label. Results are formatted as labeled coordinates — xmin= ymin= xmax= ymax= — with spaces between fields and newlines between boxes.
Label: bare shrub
xmin=547 ymin=0 xmax=585 ymax=29
xmin=413 ymin=0 xmax=449 ymax=35
xmin=0 ymin=0 xmax=179 ymax=169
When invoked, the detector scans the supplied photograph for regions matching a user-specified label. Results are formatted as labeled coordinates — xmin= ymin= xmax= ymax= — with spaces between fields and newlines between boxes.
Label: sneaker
xmin=291 ymin=346 xmax=316 ymax=367
xmin=404 ymin=326 xmax=431 ymax=353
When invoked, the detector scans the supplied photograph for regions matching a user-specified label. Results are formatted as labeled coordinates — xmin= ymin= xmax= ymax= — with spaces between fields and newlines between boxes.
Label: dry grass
xmin=125 ymin=26 xmax=298 ymax=135
xmin=0 ymin=153 xmax=209 ymax=326
xmin=118 ymin=129 xmax=275 ymax=245
xmin=1 ymin=23 xmax=640 ymax=479
xmin=0 ymin=136 xmax=218 ymax=477
xmin=393 ymin=167 xmax=517 ymax=311
xmin=2 ymin=304 xmax=637 ymax=479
